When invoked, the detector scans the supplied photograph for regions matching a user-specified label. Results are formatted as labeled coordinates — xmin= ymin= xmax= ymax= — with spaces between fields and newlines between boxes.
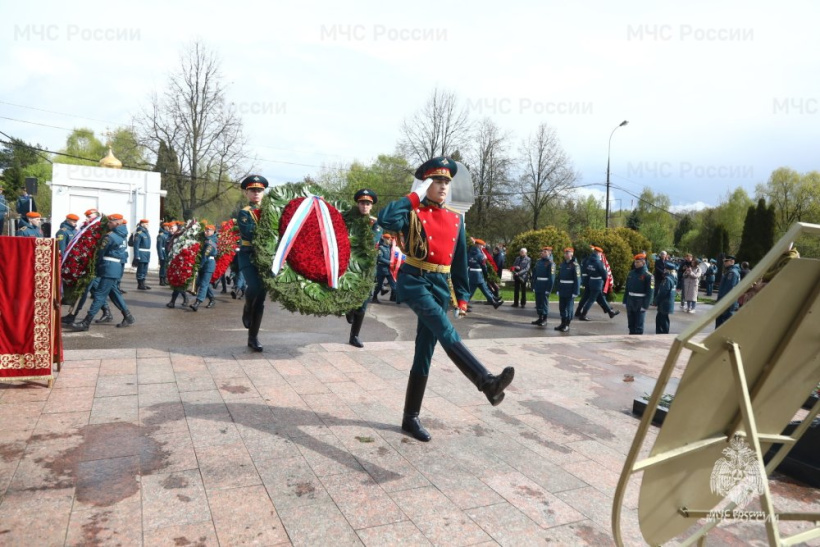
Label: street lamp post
xmin=605 ymin=120 xmax=629 ymax=228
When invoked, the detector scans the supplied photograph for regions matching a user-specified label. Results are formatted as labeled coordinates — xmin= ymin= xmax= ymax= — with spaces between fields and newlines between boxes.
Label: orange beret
xmin=26 ymin=212 xmax=41 ymax=219
xmin=139 ymin=219 xmax=149 ymax=224
xmin=66 ymin=214 xmax=80 ymax=221
xmin=474 ymin=239 xmax=486 ymax=245
xmin=541 ymin=246 xmax=553 ymax=251
xmin=634 ymin=253 xmax=646 ymax=260
xmin=591 ymin=246 xmax=603 ymax=252
xmin=205 ymin=224 xmax=216 ymax=231
xmin=564 ymin=247 xmax=574 ymax=253
xmin=84 ymin=209 xmax=98 ymax=216
xmin=108 ymin=214 xmax=123 ymax=221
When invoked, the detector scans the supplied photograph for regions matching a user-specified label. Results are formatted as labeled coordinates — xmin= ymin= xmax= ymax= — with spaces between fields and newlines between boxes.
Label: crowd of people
xmin=5 ymin=154 xmax=763 ymax=443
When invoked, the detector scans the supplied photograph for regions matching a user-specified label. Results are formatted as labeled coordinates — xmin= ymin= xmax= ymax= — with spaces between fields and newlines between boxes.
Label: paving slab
xmin=0 ymin=334 xmax=816 ymax=545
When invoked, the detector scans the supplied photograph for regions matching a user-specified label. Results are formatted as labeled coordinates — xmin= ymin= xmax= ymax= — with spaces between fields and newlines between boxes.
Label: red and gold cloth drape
xmin=0 ymin=237 xmax=62 ymax=382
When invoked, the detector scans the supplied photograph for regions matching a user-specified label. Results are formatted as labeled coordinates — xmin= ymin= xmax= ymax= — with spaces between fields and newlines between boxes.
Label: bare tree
xmin=464 ymin=118 xmax=512 ymax=235
xmin=518 ymin=123 xmax=578 ymax=230
xmin=398 ymin=87 xmax=471 ymax=165
xmin=138 ymin=41 xmax=247 ymax=218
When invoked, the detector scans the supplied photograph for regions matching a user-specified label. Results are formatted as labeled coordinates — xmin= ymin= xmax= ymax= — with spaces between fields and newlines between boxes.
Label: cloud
xmin=670 ymin=201 xmax=710 ymax=213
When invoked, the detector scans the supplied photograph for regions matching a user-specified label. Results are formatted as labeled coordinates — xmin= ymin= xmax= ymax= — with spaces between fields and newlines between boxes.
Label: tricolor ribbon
xmin=271 ymin=195 xmax=341 ymax=289
xmin=61 ymin=216 xmax=101 ymax=269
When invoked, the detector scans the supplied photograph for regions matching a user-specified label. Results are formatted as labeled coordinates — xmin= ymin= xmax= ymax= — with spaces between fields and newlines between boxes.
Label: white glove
xmin=413 ymin=178 xmax=433 ymax=201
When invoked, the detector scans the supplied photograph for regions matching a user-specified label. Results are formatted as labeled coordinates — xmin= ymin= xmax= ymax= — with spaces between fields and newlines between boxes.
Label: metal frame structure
xmin=612 ymin=222 xmax=820 ymax=546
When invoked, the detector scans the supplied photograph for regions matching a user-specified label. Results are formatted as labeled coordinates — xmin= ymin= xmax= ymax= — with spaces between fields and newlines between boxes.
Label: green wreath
xmin=253 ymin=183 xmax=377 ymax=316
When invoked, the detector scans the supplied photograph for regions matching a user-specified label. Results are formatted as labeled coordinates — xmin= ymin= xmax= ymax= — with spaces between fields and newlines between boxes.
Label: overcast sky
xmin=1 ymin=0 xmax=818 ymax=211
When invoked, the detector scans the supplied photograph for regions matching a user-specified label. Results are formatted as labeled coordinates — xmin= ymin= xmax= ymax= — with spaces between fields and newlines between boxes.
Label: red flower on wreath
xmin=62 ymin=222 xmax=104 ymax=286
xmin=278 ymin=197 xmax=351 ymax=284
xmin=167 ymin=243 xmax=201 ymax=290
xmin=212 ymin=220 xmax=239 ymax=283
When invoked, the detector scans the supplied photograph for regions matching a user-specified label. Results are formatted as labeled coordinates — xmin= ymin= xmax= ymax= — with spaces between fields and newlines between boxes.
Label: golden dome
xmin=100 ymin=147 xmax=122 ymax=169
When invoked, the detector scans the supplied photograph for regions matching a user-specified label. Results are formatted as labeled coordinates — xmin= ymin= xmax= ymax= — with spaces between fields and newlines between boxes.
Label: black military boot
xmin=574 ymin=307 xmax=582 ymax=318
xmin=166 ymin=292 xmax=178 ymax=308
xmin=560 ymin=319 xmax=571 ymax=332
xmin=444 ymin=342 xmax=514 ymax=406
xmin=231 ymin=289 xmax=237 ymax=299
xmin=71 ymin=314 xmax=93 ymax=332
xmin=345 ymin=312 xmax=354 ymax=325
xmin=61 ymin=313 xmax=76 ymax=325
xmin=95 ymin=306 xmax=114 ymax=323
xmin=138 ymin=279 xmax=152 ymax=290
xmin=159 ymin=276 xmax=167 ymax=286
xmin=348 ymin=310 xmax=365 ymax=348
xmin=608 ymin=309 xmax=620 ymax=319
xmin=579 ymin=312 xmax=591 ymax=321
xmin=492 ymin=298 xmax=504 ymax=309
xmin=242 ymin=299 xmax=252 ymax=328
xmin=554 ymin=318 xmax=567 ymax=331
xmin=389 ymin=291 xmax=396 ymax=302
xmin=182 ymin=292 xmax=190 ymax=306
xmin=371 ymin=293 xmax=380 ymax=304
xmin=206 ymin=298 xmax=215 ymax=309
xmin=401 ymin=373 xmax=431 ymax=442
xmin=531 ymin=315 xmax=545 ymax=326
xmin=248 ymin=310 xmax=263 ymax=352
xmin=116 ymin=312 xmax=135 ymax=328
xmin=189 ymin=300 xmax=201 ymax=312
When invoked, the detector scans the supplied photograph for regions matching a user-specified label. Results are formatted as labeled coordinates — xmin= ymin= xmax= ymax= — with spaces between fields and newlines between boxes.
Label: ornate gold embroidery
xmin=0 ymin=239 xmax=54 ymax=370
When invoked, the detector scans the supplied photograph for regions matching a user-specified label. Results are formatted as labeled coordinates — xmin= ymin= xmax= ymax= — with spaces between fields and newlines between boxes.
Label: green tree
xmin=713 ymin=187 xmax=753 ymax=253
xmin=674 ymin=215 xmax=693 ymax=247
xmin=509 ymin=226 xmax=573 ymax=262
xmin=626 ymin=209 xmax=641 ymax=230
xmin=574 ymin=228 xmax=633 ymax=290
xmin=611 ymin=226 xmax=652 ymax=256
xmin=0 ymin=137 xmax=44 ymax=191
xmin=756 ymin=167 xmax=820 ymax=235
xmin=737 ymin=204 xmax=757 ymax=264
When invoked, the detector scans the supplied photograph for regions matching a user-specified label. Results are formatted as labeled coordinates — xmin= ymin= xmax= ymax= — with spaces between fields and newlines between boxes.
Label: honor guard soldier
xmin=577 ymin=246 xmax=618 ymax=321
xmin=55 ymin=214 xmax=79 ymax=254
xmin=156 ymin=222 xmax=171 ymax=286
xmin=71 ymin=214 xmax=135 ymax=331
xmin=373 ymin=233 xmax=396 ymax=303
xmin=17 ymin=211 xmax=43 ymax=237
xmin=654 ymin=262 xmax=678 ymax=334
xmin=467 ymin=239 xmax=503 ymax=308
xmin=715 ymin=254 xmax=741 ymax=328
xmin=190 ymin=224 xmax=218 ymax=311
xmin=531 ymin=246 xmax=555 ymax=326
xmin=238 ymin=175 xmax=269 ymax=351
xmin=554 ymin=247 xmax=581 ymax=332
xmin=134 ymin=219 xmax=152 ymax=290
xmin=623 ymin=253 xmax=653 ymax=334
xmin=378 ymin=157 xmax=514 ymax=442
xmin=343 ymin=188 xmax=382 ymax=347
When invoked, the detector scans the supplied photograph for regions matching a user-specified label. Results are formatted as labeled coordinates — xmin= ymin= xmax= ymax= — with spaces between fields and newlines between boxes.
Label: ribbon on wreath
xmin=61 ymin=215 xmax=102 ymax=269
xmin=271 ymin=195 xmax=341 ymax=289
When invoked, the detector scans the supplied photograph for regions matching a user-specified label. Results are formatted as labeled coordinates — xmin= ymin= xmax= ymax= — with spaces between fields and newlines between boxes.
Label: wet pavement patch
xmin=220 ymin=383 xmax=250 ymax=394
xmin=521 ymin=400 xmax=615 ymax=441
xmin=29 ymin=422 xmax=169 ymax=506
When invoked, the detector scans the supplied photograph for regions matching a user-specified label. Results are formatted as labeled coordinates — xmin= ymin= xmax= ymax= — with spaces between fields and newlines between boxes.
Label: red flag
xmin=481 ymin=247 xmax=498 ymax=274
xmin=602 ymin=252 xmax=614 ymax=293
xmin=389 ymin=242 xmax=404 ymax=282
